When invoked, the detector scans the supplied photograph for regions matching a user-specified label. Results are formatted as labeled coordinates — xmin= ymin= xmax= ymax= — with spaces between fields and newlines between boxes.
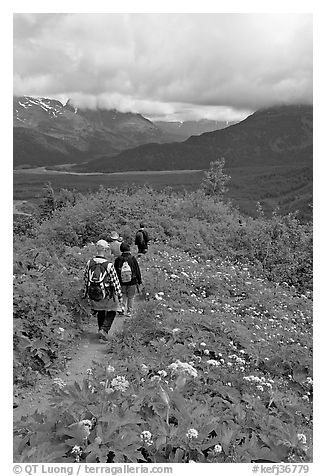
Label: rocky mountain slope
xmin=13 ymin=96 xmax=162 ymax=167
xmin=14 ymin=96 xmax=236 ymax=168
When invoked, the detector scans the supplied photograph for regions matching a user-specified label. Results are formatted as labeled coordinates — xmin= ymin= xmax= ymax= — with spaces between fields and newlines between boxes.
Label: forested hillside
xmin=13 ymin=186 xmax=312 ymax=463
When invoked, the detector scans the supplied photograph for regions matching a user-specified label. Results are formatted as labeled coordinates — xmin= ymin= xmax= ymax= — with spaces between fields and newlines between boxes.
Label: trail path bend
xmin=13 ymin=313 xmax=127 ymax=423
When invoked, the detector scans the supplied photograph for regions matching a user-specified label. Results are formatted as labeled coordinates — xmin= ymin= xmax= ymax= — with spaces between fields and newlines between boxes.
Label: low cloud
xmin=13 ymin=13 xmax=312 ymax=121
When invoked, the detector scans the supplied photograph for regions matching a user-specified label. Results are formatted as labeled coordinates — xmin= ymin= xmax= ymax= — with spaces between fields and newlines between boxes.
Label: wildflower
xmin=186 ymin=428 xmax=199 ymax=440
xmin=140 ymin=364 xmax=149 ymax=374
xmin=200 ymin=342 xmax=206 ymax=347
xmin=302 ymin=395 xmax=309 ymax=402
xmin=204 ymin=349 xmax=210 ymax=355
xmin=79 ymin=419 xmax=93 ymax=435
xmin=140 ymin=430 xmax=154 ymax=446
xmin=297 ymin=433 xmax=307 ymax=445
xmin=168 ymin=360 xmax=198 ymax=378
xmin=58 ymin=327 xmax=65 ymax=333
xmin=306 ymin=377 xmax=313 ymax=385
xmin=172 ymin=328 xmax=180 ymax=334
xmin=151 ymin=375 xmax=161 ymax=383
xmin=212 ymin=444 xmax=222 ymax=455
xmin=71 ymin=445 xmax=82 ymax=461
xmin=72 ymin=445 xmax=82 ymax=453
xmin=257 ymin=385 xmax=264 ymax=392
xmin=105 ymin=365 xmax=115 ymax=377
xmin=86 ymin=368 xmax=93 ymax=375
xmin=94 ymin=436 xmax=102 ymax=445
xmin=110 ymin=375 xmax=129 ymax=392
xmin=158 ymin=370 xmax=168 ymax=378
xmin=53 ymin=378 xmax=66 ymax=389
xmin=207 ymin=359 xmax=219 ymax=367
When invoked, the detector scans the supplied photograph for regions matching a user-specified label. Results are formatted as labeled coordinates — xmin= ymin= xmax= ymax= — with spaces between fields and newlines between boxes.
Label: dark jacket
xmin=135 ymin=229 xmax=149 ymax=248
xmin=114 ymin=252 xmax=142 ymax=286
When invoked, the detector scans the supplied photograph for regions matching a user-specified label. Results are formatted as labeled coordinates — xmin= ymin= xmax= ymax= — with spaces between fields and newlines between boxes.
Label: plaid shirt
xmin=84 ymin=256 xmax=122 ymax=302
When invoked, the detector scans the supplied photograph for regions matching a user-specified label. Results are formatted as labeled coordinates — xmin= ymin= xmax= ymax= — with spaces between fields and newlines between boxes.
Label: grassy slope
xmin=13 ymin=237 xmax=313 ymax=462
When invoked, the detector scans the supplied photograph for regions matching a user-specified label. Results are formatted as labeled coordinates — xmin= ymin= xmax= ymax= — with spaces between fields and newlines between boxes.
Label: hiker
xmin=84 ymin=239 xmax=123 ymax=340
xmin=109 ymin=231 xmax=122 ymax=259
xmin=135 ymin=223 xmax=149 ymax=255
xmin=114 ymin=242 xmax=142 ymax=317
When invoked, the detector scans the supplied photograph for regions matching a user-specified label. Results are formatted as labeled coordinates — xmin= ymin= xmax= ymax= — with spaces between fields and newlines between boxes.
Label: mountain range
xmin=13 ymin=96 xmax=233 ymax=168
xmin=75 ymin=104 xmax=312 ymax=173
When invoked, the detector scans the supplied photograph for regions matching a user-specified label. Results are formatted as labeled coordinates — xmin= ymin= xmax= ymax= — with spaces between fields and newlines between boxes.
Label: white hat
xmin=110 ymin=231 xmax=119 ymax=240
xmin=96 ymin=239 xmax=110 ymax=249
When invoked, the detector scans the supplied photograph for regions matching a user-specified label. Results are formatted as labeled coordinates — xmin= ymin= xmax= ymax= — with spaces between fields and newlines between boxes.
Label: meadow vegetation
xmin=13 ymin=184 xmax=312 ymax=463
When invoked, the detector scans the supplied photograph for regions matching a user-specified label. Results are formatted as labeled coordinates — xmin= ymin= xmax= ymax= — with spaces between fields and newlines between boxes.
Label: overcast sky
xmin=13 ymin=13 xmax=312 ymax=122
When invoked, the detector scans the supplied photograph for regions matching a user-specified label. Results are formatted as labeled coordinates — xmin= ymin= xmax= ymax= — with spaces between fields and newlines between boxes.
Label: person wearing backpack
xmin=135 ymin=223 xmax=149 ymax=256
xmin=109 ymin=231 xmax=122 ymax=259
xmin=114 ymin=242 xmax=142 ymax=317
xmin=84 ymin=239 xmax=123 ymax=340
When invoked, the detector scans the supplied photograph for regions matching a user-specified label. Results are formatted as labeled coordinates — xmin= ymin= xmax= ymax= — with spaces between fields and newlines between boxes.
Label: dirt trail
xmin=13 ymin=313 xmax=127 ymax=423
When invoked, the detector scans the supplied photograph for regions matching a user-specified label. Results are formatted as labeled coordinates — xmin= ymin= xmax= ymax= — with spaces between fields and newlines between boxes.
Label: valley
xmin=14 ymin=163 xmax=312 ymax=220
xmin=13 ymin=99 xmax=313 ymax=221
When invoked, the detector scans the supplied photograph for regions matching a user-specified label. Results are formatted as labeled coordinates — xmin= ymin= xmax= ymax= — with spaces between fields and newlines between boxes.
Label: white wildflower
xmin=140 ymin=364 xmax=149 ymax=374
xmin=188 ymin=342 xmax=196 ymax=349
xmin=140 ymin=430 xmax=153 ymax=446
xmin=204 ymin=349 xmax=210 ymax=355
xmin=212 ymin=444 xmax=222 ymax=455
xmin=172 ymin=328 xmax=180 ymax=334
xmin=151 ymin=375 xmax=161 ymax=383
xmin=207 ymin=359 xmax=219 ymax=367
xmin=53 ymin=378 xmax=66 ymax=389
xmin=297 ymin=433 xmax=307 ymax=445
xmin=257 ymin=385 xmax=264 ymax=392
xmin=158 ymin=370 xmax=168 ymax=378
xmin=71 ymin=444 xmax=82 ymax=462
xmin=186 ymin=428 xmax=198 ymax=440
xmin=94 ymin=436 xmax=102 ymax=445
xmin=105 ymin=365 xmax=115 ymax=377
xmin=71 ymin=445 xmax=82 ymax=453
xmin=80 ymin=419 xmax=93 ymax=433
xmin=110 ymin=375 xmax=129 ymax=392
xmin=168 ymin=360 xmax=198 ymax=378
xmin=58 ymin=327 xmax=65 ymax=333
xmin=200 ymin=342 xmax=206 ymax=347
xmin=86 ymin=368 xmax=93 ymax=375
